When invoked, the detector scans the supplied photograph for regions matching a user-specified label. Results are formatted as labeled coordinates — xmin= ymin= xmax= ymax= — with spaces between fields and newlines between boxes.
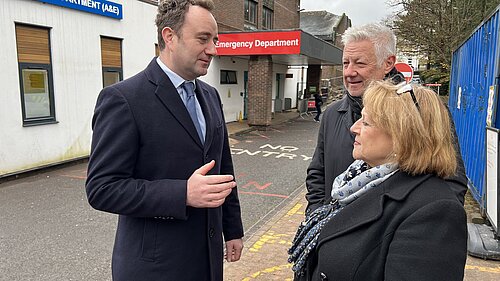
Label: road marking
xmin=254 ymin=132 xmax=271 ymax=140
xmin=285 ymin=203 xmax=303 ymax=217
xmin=241 ymin=181 xmax=272 ymax=190
xmin=59 ymin=174 xmax=87 ymax=179
xmin=241 ymin=264 xmax=292 ymax=280
xmin=239 ymin=191 xmax=288 ymax=198
xmin=231 ymin=143 xmax=312 ymax=161
xmin=249 ymin=231 xmax=290 ymax=252
xmin=260 ymin=144 xmax=298 ymax=152
xmin=465 ymin=265 xmax=500 ymax=274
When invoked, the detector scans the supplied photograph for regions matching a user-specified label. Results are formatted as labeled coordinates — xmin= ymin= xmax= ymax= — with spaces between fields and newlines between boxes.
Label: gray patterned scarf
xmin=288 ymin=160 xmax=398 ymax=275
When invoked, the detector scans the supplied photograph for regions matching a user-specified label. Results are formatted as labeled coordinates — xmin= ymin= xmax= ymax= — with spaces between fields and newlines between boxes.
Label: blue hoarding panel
xmin=449 ymin=7 xmax=500 ymax=208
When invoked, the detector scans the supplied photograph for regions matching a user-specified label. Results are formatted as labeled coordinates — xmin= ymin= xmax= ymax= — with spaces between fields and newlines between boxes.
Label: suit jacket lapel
xmin=317 ymin=171 xmax=432 ymax=246
xmin=145 ymin=59 xmax=204 ymax=148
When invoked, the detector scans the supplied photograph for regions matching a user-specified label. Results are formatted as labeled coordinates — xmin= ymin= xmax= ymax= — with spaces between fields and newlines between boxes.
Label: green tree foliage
xmin=388 ymin=0 xmax=500 ymax=94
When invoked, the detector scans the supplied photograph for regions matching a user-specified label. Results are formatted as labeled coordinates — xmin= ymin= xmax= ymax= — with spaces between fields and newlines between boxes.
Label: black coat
xmin=86 ymin=59 xmax=243 ymax=281
xmin=305 ymin=91 xmax=468 ymax=214
xmin=298 ymin=171 xmax=467 ymax=281
xmin=306 ymin=95 xmax=358 ymax=213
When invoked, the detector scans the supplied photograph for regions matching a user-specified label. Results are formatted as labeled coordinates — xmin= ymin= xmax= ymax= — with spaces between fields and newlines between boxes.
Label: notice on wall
xmin=487 ymin=85 xmax=497 ymax=127
xmin=486 ymin=127 xmax=499 ymax=232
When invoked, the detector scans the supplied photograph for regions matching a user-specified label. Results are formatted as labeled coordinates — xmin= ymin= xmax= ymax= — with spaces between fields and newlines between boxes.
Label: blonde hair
xmin=363 ymin=80 xmax=457 ymax=178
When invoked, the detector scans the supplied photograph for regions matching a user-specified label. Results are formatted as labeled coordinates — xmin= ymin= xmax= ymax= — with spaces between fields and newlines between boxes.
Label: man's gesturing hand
xmin=186 ymin=160 xmax=236 ymax=208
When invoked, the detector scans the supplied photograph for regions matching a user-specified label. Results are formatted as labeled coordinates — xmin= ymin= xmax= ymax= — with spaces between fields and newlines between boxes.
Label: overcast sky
xmin=300 ymin=0 xmax=398 ymax=26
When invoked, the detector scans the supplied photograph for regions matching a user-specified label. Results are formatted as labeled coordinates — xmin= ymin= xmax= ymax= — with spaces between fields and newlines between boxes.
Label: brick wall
xmin=274 ymin=0 xmax=300 ymax=29
xmin=213 ymin=0 xmax=245 ymax=31
xmin=321 ymin=66 xmax=344 ymax=90
xmin=333 ymin=14 xmax=351 ymax=48
xmin=306 ymin=65 xmax=321 ymax=97
xmin=322 ymin=14 xmax=351 ymax=90
xmin=215 ymin=0 xmax=299 ymax=31
xmin=247 ymin=55 xmax=273 ymax=126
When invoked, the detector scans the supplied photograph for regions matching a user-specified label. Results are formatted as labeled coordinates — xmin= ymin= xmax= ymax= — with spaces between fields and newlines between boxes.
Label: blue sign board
xmin=36 ymin=0 xmax=123 ymax=19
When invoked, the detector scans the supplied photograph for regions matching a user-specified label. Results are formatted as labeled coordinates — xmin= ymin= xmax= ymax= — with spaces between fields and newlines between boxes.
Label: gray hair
xmin=341 ymin=23 xmax=396 ymax=67
xmin=156 ymin=0 xmax=215 ymax=50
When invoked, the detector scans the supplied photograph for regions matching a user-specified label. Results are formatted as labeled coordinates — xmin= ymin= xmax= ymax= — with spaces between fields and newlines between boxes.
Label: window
xmin=100 ymin=36 xmax=123 ymax=87
xmin=244 ymin=0 xmax=257 ymax=25
xmin=15 ymin=24 xmax=56 ymax=126
xmin=262 ymin=7 xmax=274 ymax=29
xmin=220 ymin=70 xmax=237 ymax=84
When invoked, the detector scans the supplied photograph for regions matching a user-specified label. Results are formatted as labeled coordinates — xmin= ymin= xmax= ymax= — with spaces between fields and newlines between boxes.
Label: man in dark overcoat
xmin=85 ymin=1 xmax=244 ymax=280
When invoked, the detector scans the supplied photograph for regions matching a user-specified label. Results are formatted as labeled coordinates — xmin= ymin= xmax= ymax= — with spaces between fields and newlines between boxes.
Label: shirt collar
xmin=155 ymin=57 xmax=196 ymax=90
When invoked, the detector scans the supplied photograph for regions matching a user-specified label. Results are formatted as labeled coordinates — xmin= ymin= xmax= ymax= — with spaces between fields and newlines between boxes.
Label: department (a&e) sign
xmin=36 ymin=0 xmax=122 ymax=19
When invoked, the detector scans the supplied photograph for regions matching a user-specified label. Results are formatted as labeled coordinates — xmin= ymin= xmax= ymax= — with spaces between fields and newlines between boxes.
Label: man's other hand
xmin=225 ymin=239 xmax=243 ymax=262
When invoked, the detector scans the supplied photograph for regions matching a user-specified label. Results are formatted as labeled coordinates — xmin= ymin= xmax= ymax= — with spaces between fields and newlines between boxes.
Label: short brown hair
xmin=363 ymin=80 xmax=457 ymax=178
xmin=155 ymin=0 xmax=215 ymax=50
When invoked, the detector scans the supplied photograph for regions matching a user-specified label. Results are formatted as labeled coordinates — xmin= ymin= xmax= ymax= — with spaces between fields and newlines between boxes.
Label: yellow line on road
xmin=285 ymin=203 xmax=303 ymax=217
xmin=249 ymin=231 xmax=290 ymax=252
xmin=241 ymin=264 xmax=293 ymax=280
xmin=465 ymin=265 xmax=500 ymax=274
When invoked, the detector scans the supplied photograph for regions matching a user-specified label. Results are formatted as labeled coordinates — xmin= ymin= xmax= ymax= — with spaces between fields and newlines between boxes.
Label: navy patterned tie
xmin=183 ymin=81 xmax=204 ymax=143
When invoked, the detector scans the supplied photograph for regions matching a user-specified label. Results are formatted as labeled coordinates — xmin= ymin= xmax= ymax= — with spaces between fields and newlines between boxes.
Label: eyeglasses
xmin=396 ymin=84 xmax=420 ymax=111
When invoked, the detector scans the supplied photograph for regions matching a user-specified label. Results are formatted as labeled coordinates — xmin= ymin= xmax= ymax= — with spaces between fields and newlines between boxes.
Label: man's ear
xmin=161 ymin=27 xmax=175 ymax=48
xmin=384 ymin=55 xmax=396 ymax=74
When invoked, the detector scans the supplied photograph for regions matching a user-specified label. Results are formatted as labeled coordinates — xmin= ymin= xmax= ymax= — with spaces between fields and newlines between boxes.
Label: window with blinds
xmin=100 ymin=36 xmax=123 ymax=87
xmin=15 ymin=24 xmax=56 ymax=126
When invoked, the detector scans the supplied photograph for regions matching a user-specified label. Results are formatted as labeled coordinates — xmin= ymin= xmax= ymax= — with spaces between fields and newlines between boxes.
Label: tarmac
xmin=223 ymin=107 xmax=500 ymax=281
xmin=1 ymin=103 xmax=498 ymax=280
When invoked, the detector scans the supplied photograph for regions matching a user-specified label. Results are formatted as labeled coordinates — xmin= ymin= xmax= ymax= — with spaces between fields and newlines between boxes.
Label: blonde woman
xmin=289 ymin=80 xmax=467 ymax=281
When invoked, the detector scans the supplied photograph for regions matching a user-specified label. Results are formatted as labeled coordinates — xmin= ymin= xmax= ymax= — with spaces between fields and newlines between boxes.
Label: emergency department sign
xmin=216 ymin=31 xmax=301 ymax=55
xmin=36 ymin=0 xmax=122 ymax=19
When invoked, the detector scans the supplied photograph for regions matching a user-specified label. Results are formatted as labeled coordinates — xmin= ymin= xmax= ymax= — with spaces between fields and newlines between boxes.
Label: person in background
xmin=289 ymin=80 xmax=467 ymax=281
xmin=85 ymin=1 xmax=243 ymax=280
xmin=305 ymin=23 xmax=467 ymax=216
xmin=313 ymin=92 xmax=323 ymax=122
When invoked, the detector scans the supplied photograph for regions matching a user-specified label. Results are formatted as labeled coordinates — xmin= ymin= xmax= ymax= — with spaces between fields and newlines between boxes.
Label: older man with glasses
xmin=304 ymin=23 xmax=467 ymax=216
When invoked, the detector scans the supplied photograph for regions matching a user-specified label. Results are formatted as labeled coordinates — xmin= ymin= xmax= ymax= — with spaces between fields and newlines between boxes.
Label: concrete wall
xmin=0 ymin=0 xmax=156 ymax=176
xmin=285 ymin=66 xmax=308 ymax=109
xmin=200 ymin=56 xmax=247 ymax=122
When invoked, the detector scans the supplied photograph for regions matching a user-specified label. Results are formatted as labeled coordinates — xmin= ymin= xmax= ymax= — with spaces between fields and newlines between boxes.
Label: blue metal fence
xmin=448 ymin=6 xmax=500 ymax=208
